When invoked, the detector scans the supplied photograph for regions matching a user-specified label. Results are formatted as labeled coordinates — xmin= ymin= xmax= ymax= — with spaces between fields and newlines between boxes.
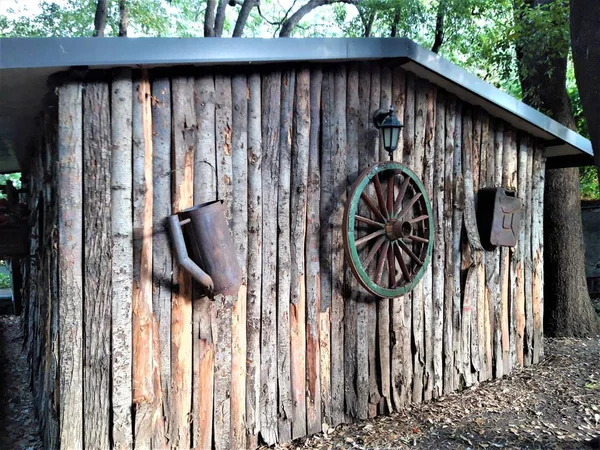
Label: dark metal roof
xmin=0 ymin=37 xmax=593 ymax=173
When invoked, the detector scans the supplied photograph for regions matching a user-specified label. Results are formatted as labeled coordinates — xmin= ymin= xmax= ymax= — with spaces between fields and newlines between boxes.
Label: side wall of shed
xmin=25 ymin=61 xmax=546 ymax=449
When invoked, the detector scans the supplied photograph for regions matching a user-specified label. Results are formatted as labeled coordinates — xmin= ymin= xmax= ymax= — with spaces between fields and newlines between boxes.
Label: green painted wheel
xmin=343 ymin=161 xmax=434 ymax=298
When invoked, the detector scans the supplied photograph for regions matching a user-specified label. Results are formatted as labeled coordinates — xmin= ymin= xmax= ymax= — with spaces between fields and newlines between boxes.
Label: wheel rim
xmin=343 ymin=161 xmax=434 ymax=298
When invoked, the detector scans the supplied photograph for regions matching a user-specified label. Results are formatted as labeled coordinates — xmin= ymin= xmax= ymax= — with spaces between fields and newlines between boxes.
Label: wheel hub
xmin=385 ymin=219 xmax=413 ymax=241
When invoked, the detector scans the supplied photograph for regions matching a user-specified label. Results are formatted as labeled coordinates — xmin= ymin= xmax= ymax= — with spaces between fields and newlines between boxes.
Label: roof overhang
xmin=0 ymin=37 xmax=593 ymax=173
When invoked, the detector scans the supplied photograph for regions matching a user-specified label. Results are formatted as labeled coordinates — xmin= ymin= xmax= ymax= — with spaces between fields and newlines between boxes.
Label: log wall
xmin=25 ymin=60 xmax=546 ymax=449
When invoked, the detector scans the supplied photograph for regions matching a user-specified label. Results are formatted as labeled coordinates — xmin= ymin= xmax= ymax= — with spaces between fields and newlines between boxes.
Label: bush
xmin=0 ymin=273 xmax=10 ymax=289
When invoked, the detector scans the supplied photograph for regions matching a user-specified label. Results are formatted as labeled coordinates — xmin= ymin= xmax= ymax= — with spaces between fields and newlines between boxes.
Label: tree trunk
xmin=119 ymin=0 xmax=128 ymax=37
xmin=93 ymin=0 xmax=108 ymax=37
xmin=570 ymin=0 xmax=600 ymax=179
xmin=279 ymin=0 xmax=357 ymax=37
xmin=514 ymin=0 xmax=598 ymax=337
xmin=232 ymin=0 xmax=257 ymax=37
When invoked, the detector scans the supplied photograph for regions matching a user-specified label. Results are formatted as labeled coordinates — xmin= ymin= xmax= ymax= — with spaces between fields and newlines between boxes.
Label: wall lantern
xmin=373 ymin=106 xmax=403 ymax=158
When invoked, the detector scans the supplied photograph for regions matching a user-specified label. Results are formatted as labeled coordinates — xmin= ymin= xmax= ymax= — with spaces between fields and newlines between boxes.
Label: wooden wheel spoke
xmin=396 ymin=239 xmax=424 ymax=266
xmin=360 ymin=192 xmax=386 ymax=223
xmin=387 ymin=174 xmax=395 ymax=219
xmin=362 ymin=235 xmax=386 ymax=268
xmin=373 ymin=173 xmax=389 ymax=218
xmin=408 ymin=214 xmax=429 ymax=223
xmin=355 ymin=215 xmax=384 ymax=228
xmin=396 ymin=193 xmax=422 ymax=221
xmin=388 ymin=243 xmax=396 ymax=288
xmin=374 ymin=241 xmax=390 ymax=285
xmin=406 ymin=234 xmax=429 ymax=244
xmin=354 ymin=229 xmax=386 ymax=248
xmin=392 ymin=175 xmax=411 ymax=217
xmin=393 ymin=241 xmax=411 ymax=282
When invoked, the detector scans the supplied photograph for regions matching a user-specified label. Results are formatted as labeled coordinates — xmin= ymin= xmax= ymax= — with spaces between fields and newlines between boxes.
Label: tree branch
xmin=233 ymin=0 xmax=258 ymax=37
xmin=431 ymin=6 xmax=445 ymax=53
xmin=390 ymin=10 xmax=400 ymax=37
xmin=214 ymin=0 xmax=229 ymax=36
xmin=205 ymin=0 xmax=217 ymax=36
xmin=279 ymin=0 xmax=358 ymax=37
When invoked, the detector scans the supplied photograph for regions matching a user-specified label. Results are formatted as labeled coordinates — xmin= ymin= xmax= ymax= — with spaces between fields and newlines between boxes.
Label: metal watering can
xmin=168 ymin=200 xmax=242 ymax=297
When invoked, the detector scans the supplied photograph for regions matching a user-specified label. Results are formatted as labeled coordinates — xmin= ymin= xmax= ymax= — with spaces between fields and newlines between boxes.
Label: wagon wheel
xmin=343 ymin=161 xmax=433 ymax=298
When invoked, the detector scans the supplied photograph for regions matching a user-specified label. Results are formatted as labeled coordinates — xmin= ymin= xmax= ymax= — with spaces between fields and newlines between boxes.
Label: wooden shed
xmin=0 ymin=37 xmax=594 ymax=450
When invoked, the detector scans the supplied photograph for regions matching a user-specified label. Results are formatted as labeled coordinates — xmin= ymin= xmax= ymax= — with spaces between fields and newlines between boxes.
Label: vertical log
xmin=432 ymin=89 xmax=445 ymax=399
xmin=260 ymin=71 xmax=281 ymax=445
xmin=452 ymin=100 xmax=464 ymax=389
xmin=356 ymin=63 xmax=372 ymax=418
xmin=493 ymin=121 xmax=504 ymax=378
xmin=57 ymin=78 xmax=83 ymax=450
xmin=193 ymin=73 xmax=217 ymax=450
xmin=246 ymin=71 xmax=262 ymax=448
xmin=443 ymin=94 xmax=456 ymax=394
xmin=331 ymin=64 xmax=347 ymax=425
xmin=306 ymin=67 xmax=323 ymax=435
xmin=412 ymin=78 xmax=427 ymax=403
xmin=367 ymin=62 xmax=382 ymax=417
xmin=344 ymin=64 xmax=360 ymax=420
xmin=151 ymin=73 xmax=172 ymax=441
xmin=290 ymin=67 xmax=310 ymax=439
xmin=524 ymin=141 xmax=534 ymax=366
xmin=507 ymin=129 xmax=518 ymax=372
xmin=378 ymin=65 xmax=392 ymax=412
xmin=230 ymin=73 xmax=248 ymax=450
xmin=277 ymin=68 xmax=295 ymax=442
xmin=390 ymin=66 xmax=407 ymax=410
xmin=214 ymin=73 xmax=233 ymax=450
xmin=111 ymin=69 xmax=133 ymax=450
xmin=170 ymin=74 xmax=195 ymax=449
xmin=516 ymin=134 xmax=528 ymax=367
xmin=479 ymin=113 xmax=491 ymax=381
xmin=401 ymin=70 xmax=414 ymax=406
xmin=423 ymin=83 xmax=435 ymax=402
xmin=83 ymin=78 xmax=112 ymax=450
xmin=531 ymin=145 xmax=545 ymax=364
xmin=319 ymin=70 xmax=334 ymax=426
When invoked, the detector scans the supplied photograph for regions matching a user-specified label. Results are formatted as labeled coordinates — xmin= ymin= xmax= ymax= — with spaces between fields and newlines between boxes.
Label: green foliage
xmin=0 ymin=273 xmax=10 ymax=290
xmin=0 ymin=173 xmax=22 ymax=200
xmin=580 ymin=166 xmax=600 ymax=200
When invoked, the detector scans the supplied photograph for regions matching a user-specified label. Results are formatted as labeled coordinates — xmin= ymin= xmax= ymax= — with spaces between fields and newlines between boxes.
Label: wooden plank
xmin=260 ymin=70 xmax=281 ymax=445
xmin=452 ymin=100 xmax=464 ymax=389
xmin=306 ymin=67 xmax=323 ymax=435
xmin=277 ymin=68 xmax=295 ymax=442
xmin=83 ymin=77 xmax=112 ymax=450
xmin=214 ymin=73 xmax=233 ymax=450
xmin=367 ymin=62 xmax=382 ymax=417
xmin=111 ymin=68 xmax=134 ymax=450
xmin=423 ymin=82 xmax=435 ymax=402
xmin=231 ymin=72 xmax=248 ymax=450
xmin=344 ymin=63 xmax=359 ymax=420
xmin=492 ymin=121 xmax=504 ymax=378
xmin=412 ymin=77 xmax=427 ymax=403
xmin=516 ymin=134 xmax=528 ymax=367
xmin=485 ymin=118 xmax=497 ymax=379
xmin=443 ymin=94 xmax=456 ymax=394
xmin=400 ymin=70 xmax=414 ymax=407
xmin=378 ymin=64 xmax=392 ymax=413
xmin=170 ymin=74 xmax=195 ymax=449
xmin=473 ymin=112 xmax=484 ymax=383
xmin=500 ymin=126 xmax=511 ymax=375
xmin=432 ymin=89 xmax=445 ymax=399
xmin=319 ymin=69 xmax=334 ymax=425
xmin=531 ymin=145 xmax=545 ymax=364
xmin=524 ymin=141 xmax=534 ymax=366
xmin=507 ymin=128 xmax=518 ymax=372
xmin=193 ymin=73 xmax=217 ymax=450
xmin=390 ymin=65 xmax=406 ymax=410
xmin=290 ymin=67 xmax=310 ymax=438
xmin=57 ymin=78 xmax=83 ymax=450
xmin=246 ymin=71 xmax=262 ymax=448
xmin=151 ymin=74 xmax=172 ymax=442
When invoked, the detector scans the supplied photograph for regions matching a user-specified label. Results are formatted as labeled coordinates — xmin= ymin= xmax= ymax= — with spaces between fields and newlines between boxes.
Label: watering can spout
xmin=168 ymin=200 xmax=242 ymax=297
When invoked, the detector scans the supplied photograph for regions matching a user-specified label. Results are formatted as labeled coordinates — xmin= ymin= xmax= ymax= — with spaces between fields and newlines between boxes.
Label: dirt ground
xmin=0 ymin=316 xmax=44 ymax=450
xmin=269 ymin=337 xmax=600 ymax=450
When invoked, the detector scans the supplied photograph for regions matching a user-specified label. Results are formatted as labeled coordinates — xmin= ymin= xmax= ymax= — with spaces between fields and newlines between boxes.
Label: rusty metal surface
xmin=477 ymin=188 xmax=522 ymax=249
xmin=169 ymin=199 xmax=242 ymax=297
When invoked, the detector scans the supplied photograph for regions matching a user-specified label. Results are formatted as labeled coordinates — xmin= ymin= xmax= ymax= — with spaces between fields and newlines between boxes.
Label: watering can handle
xmin=167 ymin=215 xmax=215 ymax=293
